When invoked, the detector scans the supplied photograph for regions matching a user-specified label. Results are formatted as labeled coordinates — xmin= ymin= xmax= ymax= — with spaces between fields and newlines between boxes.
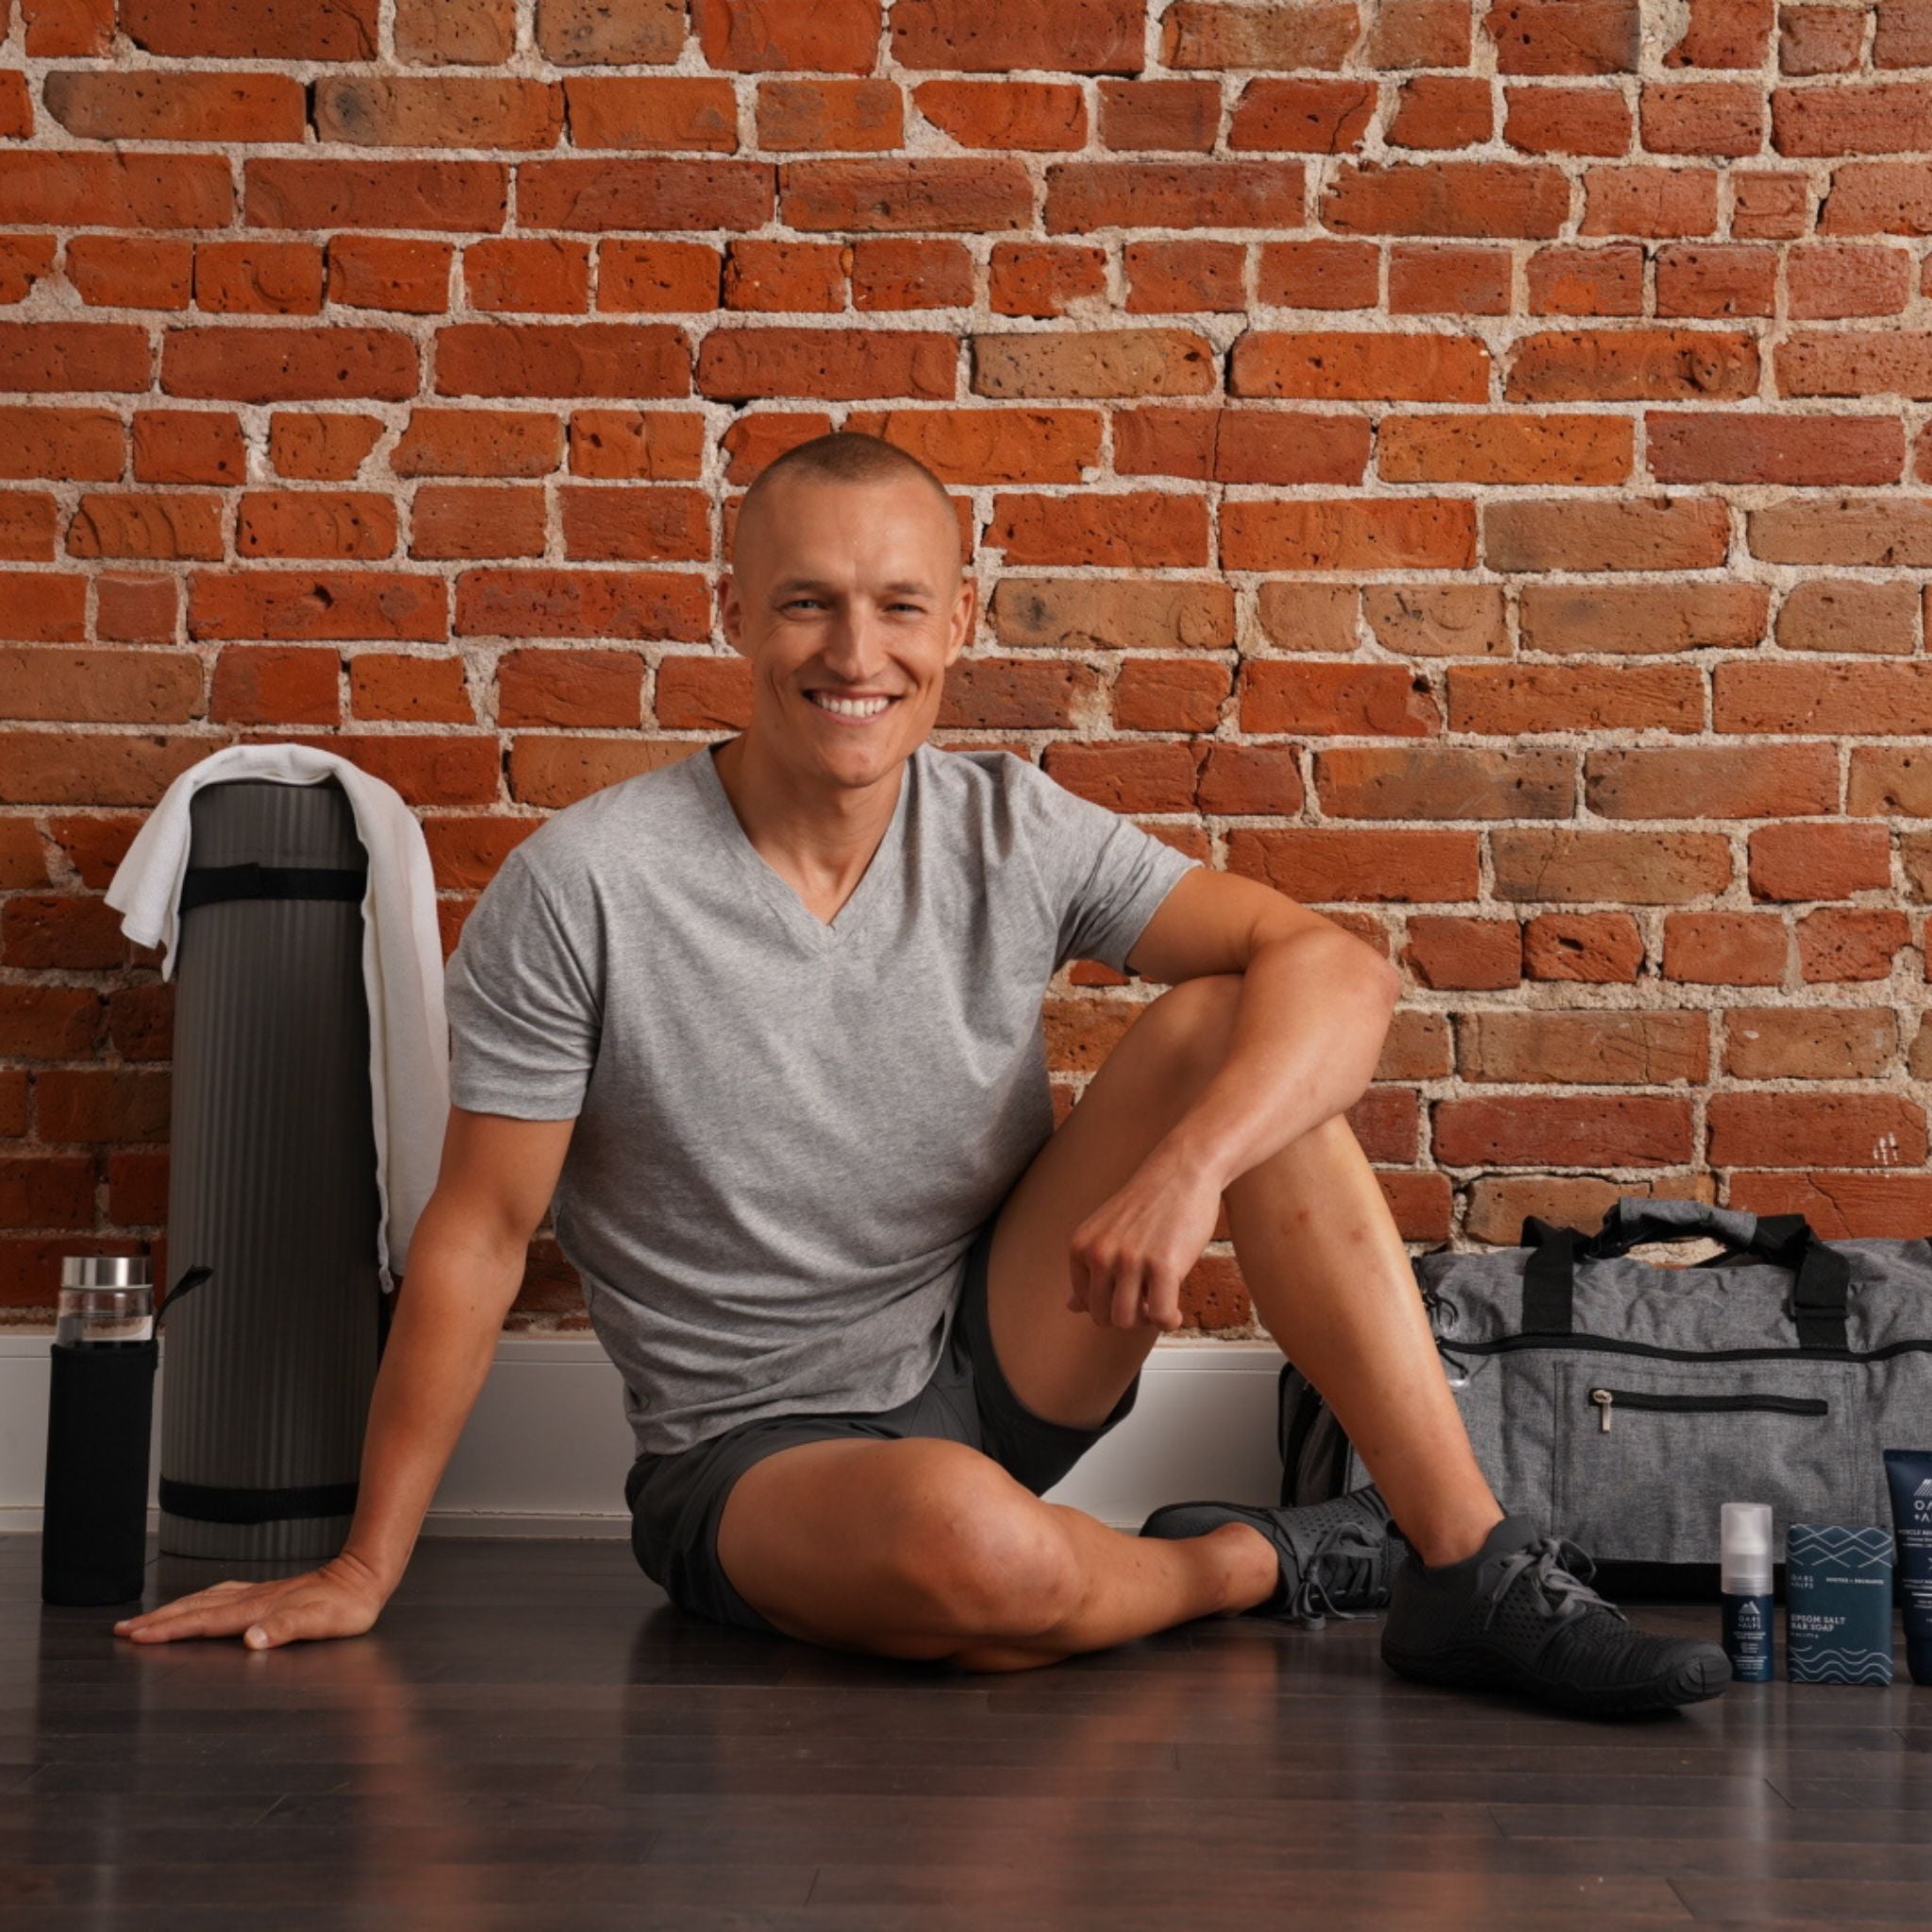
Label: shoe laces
xmin=1478 ymin=1535 xmax=1627 ymax=1633
xmin=1286 ymin=1518 xmax=1385 ymax=1630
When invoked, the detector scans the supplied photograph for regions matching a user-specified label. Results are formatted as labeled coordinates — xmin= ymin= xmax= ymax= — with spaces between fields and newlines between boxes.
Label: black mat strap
xmin=159 ymin=1476 xmax=359 ymax=1525
xmin=178 ymin=862 xmax=367 ymax=917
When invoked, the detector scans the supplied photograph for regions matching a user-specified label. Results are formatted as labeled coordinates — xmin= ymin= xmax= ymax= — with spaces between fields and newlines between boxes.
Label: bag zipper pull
xmin=1591 ymin=1388 xmax=1613 ymax=1433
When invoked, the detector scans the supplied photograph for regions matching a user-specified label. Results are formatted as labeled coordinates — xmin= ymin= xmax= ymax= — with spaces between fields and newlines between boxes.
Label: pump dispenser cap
xmin=1722 ymin=1501 xmax=1774 ymax=1593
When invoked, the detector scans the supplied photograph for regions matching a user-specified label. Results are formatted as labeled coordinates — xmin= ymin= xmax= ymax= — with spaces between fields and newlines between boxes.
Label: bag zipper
xmin=1587 ymin=1387 xmax=1831 ymax=1435
xmin=1439 ymin=1332 xmax=1932 ymax=1368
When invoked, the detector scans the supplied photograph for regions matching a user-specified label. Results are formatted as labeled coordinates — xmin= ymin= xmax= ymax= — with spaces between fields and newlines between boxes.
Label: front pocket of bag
xmin=1551 ymin=1360 xmax=1862 ymax=1565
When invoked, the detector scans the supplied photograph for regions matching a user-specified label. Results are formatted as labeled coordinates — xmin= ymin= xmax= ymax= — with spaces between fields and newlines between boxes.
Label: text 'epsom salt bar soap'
xmin=1786 ymin=1524 xmax=1894 ymax=1686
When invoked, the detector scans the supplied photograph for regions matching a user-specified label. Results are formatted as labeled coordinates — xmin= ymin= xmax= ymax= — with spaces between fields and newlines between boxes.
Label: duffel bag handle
xmin=1520 ymin=1195 xmax=1853 ymax=1351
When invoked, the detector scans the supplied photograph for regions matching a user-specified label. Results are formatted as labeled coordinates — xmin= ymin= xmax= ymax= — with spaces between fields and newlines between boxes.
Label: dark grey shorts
xmin=623 ymin=1191 xmax=1142 ymax=1635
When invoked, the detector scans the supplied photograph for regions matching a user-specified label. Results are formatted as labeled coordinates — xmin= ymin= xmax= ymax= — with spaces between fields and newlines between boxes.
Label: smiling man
xmin=114 ymin=433 xmax=1726 ymax=1718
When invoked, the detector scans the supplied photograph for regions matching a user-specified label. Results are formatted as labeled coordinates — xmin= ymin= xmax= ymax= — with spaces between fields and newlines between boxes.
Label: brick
xmin=1818 ymin=162 xmax=1932 ymax=236
xmin=847 ymin=408 xmax=1101 ymax=483
xmin=722 ymin=240 xmax=846 ymax=312
xmin=0 ymin=322 xmax=149 ymax=392
xmin=1654 ymin=242 xmax=1775 ymax=317
xmin=497 ymin=648 xmax=643 ymax=727
xmin=1042 ymin=742 xmax=1201 ymax=815
xmin=1585 ymin=743 xmax=1836 ymax=820
xmin=1403 ymin=917 xmax=1523 ymax=991
xmin=1237 ymin=661 xmax=1441 ymax=735
xmin=1434 ymin=1095 xmax=1692 ymax=1167
xmin=1525 ymin=243 xmax=1643 ymax=314
xmin=1748 ymin=496 xmax=1932 ymax=566
xmin=42 ymin=70 xmax=304 ymax=142
xmin=192 ymin=241 xmax=322 ymax=317
xmin=0 ymin=984 xmax=97 ymax=1058
xmin=0 ymin=491 xmax=54 ymax=559
xmin=397 ymin=0 xmax=514 ymax=62
xmin=1523 ymin=910 xmax=1645 ymax=982
xmin=1047 ymin=161 xmax=1305 ymax=232
xmin=410 ymin=485 xmax=546 ymax=561
xmin=934 ymin=658 xmax=1109 ymax=730
xmin=1727 ymin=1172 xmax=1932 ymax=1237
xmin=161 ymin=326 xmax=415 ymax=404
xmin=1641 ymin=81 xmax=1764 ymax=157
xmin=1850 ymin=748 xmax=1932 ymax=816
xmin=465 ymin=239 xmax=591 ymax=316
xmin=237 ymin=491 xmax=395 ymax=559
xmin=716 ymin=410 xmax=833 ymax=481
xmin=1580 ymin=166 xmax=1719 ymax=238
xmin=325 ymin=236 xmax=453 ymax=314
xmin=598 ymin=241 xmax=723 ymax=311
xmin=313 ymin=76 xmax=560 ymax=149
xmin=439 ymin=324 xmax=690 ymax=401
xmin=1370 ymin=0 xmax=1474 ymax=64
xmin=1788 ymin=243 xmax=1912 ymax=319
xmin=1231 ymin=330 xmax=1489 ymax=401
xmin=559 ymin=485 xmax=709 ymax=562
xmin=1113 ymin=406 xmax=1369 ymax=484
xmin=1161 ymin=1 xmax=1361 ymax=67
xmin=209 ymin=644 xmax=340 ymax=724
xmin=1223 ymin=498 xmax=1476 ymax=571
xmin=268 ymin=409 xmax=384 ymax=476
xmin=1488 ymin=0 xmax=1640 ymax=73
xmin=1315 ymin=745 xmax=1572 ymax=818
xmin=0 ymin=153 xmax=230 ymax=230
xmin=692 ymin=0 xmax=878 ymax=69
xmin=1229 ymin=77 xmax=1376 ymax=151
xmin=1648 ymin=412 xmax=1904 ymax=486
xmin=67 ymin=491 xmax=224 ymax=561
xmin=454 ymin=569 xmax=710 ymax=641
xmin=1663 ymin=910 xmax=1788 ymax=983
xmin=569 ymin=410 xmax=707 ymax=481
xmin=1457 ymin=1009 xmax=1708 ymax=1085
xmin=533 ymin=0 xmax=685 ymax=63
xmin=1710 ymin=1091 xmax=1924 ymax=1167
xmin=95 ymin=575 xmax=178 ymax=643
xmin=349 ymin=652 xmax=474 ymax=722
xmin=133 ymin=406 xmax=245 ymax=480
xmin=1124 ymin=240 xmax=1245 ymax=313
xmin=189 ymin=571 xmax=445 ymax=641
xmin=0 ymin=572 xmax=85 ymax=642
xmin=1777 ymin=330 xmax=1932 ymax=399
xmin=0 ymin=733 xmax=205 ymax=808
xmin=1254 ymin=241 xmax=1380 ymax=308
xmin=1378 ymin=413 xmax=1629 ymax=484
xmin=1774 ymin=581 xmax=1918 ymax=656
xmin=1781 ymin=6 xmax=1865 ymax=74
xmin=565 ymin=77 xmax=739 ymax=151
xmin=917 ymin=81 xmax=1086 ymax=150
xmin=1504 ymin=85 xmax=1632 ymax=156
xmin=1774 ymin=83 xmax=1932 ymax=157
xmin=119 ymin=0 xmax=375 ymax=57
xmin=1114 ymin=658 xmax=1232 ymax=733
xmin=1322 ymin=161 xmax=1567 ymax=237
xmin=758 ymin=79 xmax=902 ymax=152
xmin=1098 ymin=81 xmax=1222 ymax=151
xmin=1491 ymin=828 xmax=1731 ymax=902
xmin=700 ymin=327 xmax=951 ymax=401
xmin=1451 ymin=662 xmax=1703 ymax=732
xmin=893 ymin=0 xmax=1144 ymax=71
xmin=851 ymin=238 xmax=974 ymax=310
xmin=1716 ymin=661 xmax=1932 ymax=735
xmin=392 ymin=408 xmax=560 ymax=478
xmin=1465 ymin=1175 xmax=1713 ymax=1242
xmin=1518 ymin=582 xmax=1768 ymax=654
xmin=1507 ymin=328 xmax=1756 ymax=401
xmin=1798 ymin=907 xmax=1911 ymax=981
xmin=0 ymin=408 xmax=121 ymax=482
xmin=1363 ymin=584 xmax=1507 ymax=657
xmin=782 ymin=158 xmax=1030 ymax=232
xmin=0 ymin=646 xmax=199 ymax=723
xmin=246 ymin=158 xmax=504 ymax=234
xmin=991 ymin=578 xmax=1236 ymax=651
xmin=1484 ymin=497 xmax=1729 ymax=572
xmin=1257 ymin=583 xmax=1359 ymax=652
xmin=1667 ymin=0 xmax=1774 ymax=65
xmin=1226 ymin=825 xmax=1480 ymax=902
xmin=0 ymin=819 xmax=51 ymax=890
xmin=517 ymin=159 xmax=772 ymax=232
xmin=1749 ymin=823 xmax=1890 ymax=902
xmin=1732 ymin=171 xmax=1811 ymax=238
xmin=1388 ymin=76 xmax=1493 ymax=151
xmin=1388 ymin=243 xmax=1511 ymax=314
xmin=1724 ymin=1008 xmax=1894 ymax=1080
xmin=974 ymin=329 xmax=1213 ymax=400
xmin=988 ymin=242 xmax=1107 ymax=318
xmin=422 ymin=815 xmax=537 ymax=891
xmin=987 ymin=491 xmax=1208 ymax=568
xmin=1875 ymin=0 xmax=1932 ymax=64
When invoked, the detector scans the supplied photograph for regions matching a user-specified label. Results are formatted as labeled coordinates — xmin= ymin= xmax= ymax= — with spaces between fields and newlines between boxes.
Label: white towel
xmin=105 ymin=742 xmax=450 ymax=1292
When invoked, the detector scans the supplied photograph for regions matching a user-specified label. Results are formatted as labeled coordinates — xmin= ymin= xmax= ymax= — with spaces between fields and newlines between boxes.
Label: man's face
xmin=721 ymin=471 xmax=975 ymax=788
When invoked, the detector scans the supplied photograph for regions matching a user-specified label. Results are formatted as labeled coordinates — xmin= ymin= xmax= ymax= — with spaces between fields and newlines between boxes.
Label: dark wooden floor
xmin=4 ymin=1532 xmax=1929 ymax=1929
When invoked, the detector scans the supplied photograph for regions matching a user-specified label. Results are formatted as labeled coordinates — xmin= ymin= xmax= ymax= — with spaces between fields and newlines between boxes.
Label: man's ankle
xmin=1407 ymin=1504 xmax=1507 ymax=1571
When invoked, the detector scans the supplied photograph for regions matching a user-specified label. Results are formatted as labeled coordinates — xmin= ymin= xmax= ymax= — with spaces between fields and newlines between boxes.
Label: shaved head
xmin=733 ymin=431 xmax=962 ymax=577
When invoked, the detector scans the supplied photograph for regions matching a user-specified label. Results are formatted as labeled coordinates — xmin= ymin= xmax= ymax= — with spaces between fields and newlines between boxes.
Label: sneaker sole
xmin=1381 ymin=1638 xmax=1731 ymax=1719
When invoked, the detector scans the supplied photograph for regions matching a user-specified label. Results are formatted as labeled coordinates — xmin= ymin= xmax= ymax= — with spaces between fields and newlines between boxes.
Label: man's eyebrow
xmin=766 ymin=576 xmax=939 ymax=597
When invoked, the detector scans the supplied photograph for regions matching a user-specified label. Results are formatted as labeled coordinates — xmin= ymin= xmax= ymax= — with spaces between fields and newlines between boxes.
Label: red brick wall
xmin=3 ymin=0 xmax=1929 ymax=1332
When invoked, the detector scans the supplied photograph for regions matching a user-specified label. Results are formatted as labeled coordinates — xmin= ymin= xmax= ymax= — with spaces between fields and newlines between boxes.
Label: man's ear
xmin=946 ymin=574 xmax=978 ymax=665
xmin=718 ymin=572 xmax=743 ymax=654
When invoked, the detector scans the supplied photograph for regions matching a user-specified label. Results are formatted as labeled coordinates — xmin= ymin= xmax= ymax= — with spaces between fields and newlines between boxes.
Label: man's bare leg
xmin=716 ymin=971 xmax=1496 ymax=1667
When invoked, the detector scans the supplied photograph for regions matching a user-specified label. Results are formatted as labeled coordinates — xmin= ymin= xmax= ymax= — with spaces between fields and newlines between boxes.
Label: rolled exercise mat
xmin=158 ymin=777 xmax=386 ymax=1562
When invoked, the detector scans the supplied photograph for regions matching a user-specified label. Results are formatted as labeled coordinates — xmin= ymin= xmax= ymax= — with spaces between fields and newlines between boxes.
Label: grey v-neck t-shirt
xmin=443 ymin=737 xmax=1201 ymax=1459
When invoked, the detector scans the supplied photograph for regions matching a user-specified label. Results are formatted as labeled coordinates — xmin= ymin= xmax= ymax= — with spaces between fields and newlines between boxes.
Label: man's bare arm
xmin=113 ymin=1106 xmax=575 ymax=1647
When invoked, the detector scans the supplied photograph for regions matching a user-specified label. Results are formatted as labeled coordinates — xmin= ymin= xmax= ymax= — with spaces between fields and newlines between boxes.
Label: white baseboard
xmin=0 ymin=1333 xmax=1286 ymax=1538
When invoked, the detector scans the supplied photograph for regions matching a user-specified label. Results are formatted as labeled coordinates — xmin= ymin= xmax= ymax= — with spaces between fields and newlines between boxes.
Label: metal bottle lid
xmin=58 ymin=1255 xmax=152 ymax=1290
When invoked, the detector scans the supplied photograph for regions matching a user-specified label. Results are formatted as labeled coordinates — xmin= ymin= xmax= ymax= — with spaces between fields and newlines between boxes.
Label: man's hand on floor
xmin=110 ymin=1548 xmax=391 ymax=1650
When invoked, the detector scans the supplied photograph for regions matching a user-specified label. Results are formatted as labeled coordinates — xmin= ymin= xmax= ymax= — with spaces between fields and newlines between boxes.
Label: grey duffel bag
xmin=1278 ymin=1195 xmax=1932 ymax=1573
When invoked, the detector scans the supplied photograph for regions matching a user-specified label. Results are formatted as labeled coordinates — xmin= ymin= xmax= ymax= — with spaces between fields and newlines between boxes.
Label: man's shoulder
xmin=499 ymin=748 xmax=703 ymax=895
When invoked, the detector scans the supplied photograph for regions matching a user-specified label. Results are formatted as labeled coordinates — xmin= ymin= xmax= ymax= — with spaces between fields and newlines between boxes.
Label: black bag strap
xmin=1520 ymin=1201 xmax=1853 ymax=1352
xmin=179 ymin=861 xmax=368 ymax=917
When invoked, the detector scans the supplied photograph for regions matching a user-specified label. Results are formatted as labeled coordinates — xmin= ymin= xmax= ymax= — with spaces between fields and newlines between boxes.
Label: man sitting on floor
xmin=115 ymin=432 xmax=1728 ymax=1719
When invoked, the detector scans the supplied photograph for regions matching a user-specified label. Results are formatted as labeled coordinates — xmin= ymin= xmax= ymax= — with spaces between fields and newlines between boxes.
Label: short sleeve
xmin=444 ymin=845 xmax=601 ymax=1119
xmin=1014 ymin=758 xmax=1202 ymax=975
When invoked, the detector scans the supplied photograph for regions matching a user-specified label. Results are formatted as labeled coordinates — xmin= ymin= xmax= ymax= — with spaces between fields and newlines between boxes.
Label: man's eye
xmin=783 ymin=599 xmax=824 ymax=612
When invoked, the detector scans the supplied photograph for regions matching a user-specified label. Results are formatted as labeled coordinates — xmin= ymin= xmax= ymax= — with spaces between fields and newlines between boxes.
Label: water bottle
xmin=42 ymin=1256 xmax=211 ymax=1607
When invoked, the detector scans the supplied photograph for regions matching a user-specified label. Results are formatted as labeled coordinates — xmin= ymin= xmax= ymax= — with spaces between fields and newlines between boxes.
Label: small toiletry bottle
xmin=1721 ymin=1501 xmax=1774 ymax=1683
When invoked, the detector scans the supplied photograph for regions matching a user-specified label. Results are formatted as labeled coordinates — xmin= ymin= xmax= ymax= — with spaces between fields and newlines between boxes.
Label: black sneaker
xmin=1140 ymin=1484 xmax=1404 ymax=1629
xmin=1380 ymin=1513 xmax=1730 ymax=1719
